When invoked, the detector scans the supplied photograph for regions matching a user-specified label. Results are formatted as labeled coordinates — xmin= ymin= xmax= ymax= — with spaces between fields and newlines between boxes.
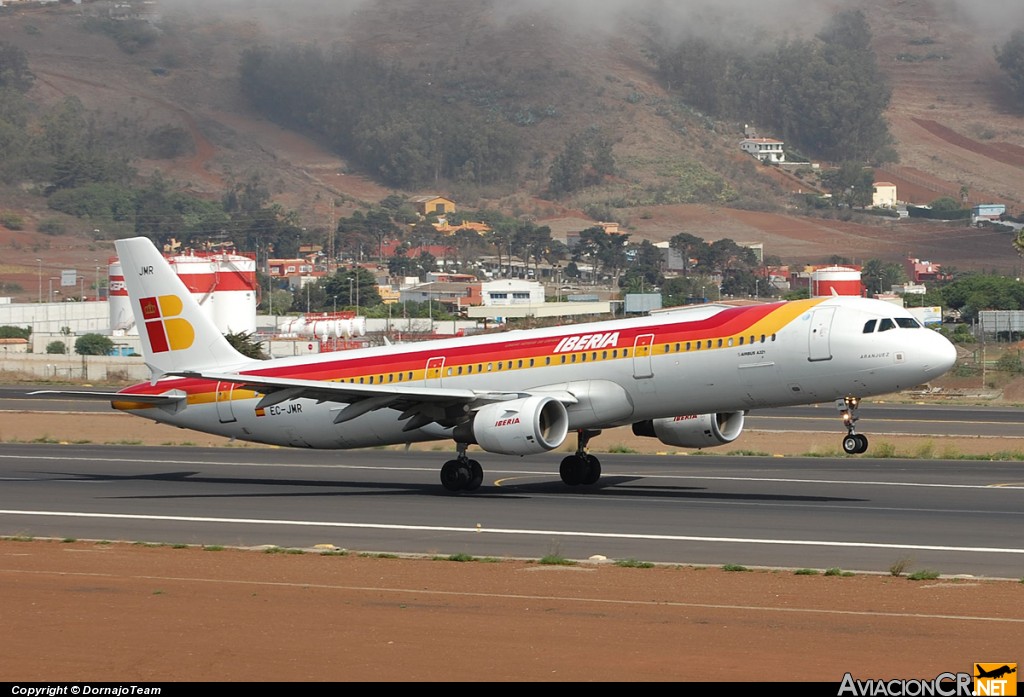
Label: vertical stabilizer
xmin=114 ymin=237 xmax=252 ymax=378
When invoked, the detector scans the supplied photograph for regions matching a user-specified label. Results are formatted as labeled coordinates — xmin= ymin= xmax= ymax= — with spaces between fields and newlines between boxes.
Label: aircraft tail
xmin=114 ymin=236 xmax=252 ymax=378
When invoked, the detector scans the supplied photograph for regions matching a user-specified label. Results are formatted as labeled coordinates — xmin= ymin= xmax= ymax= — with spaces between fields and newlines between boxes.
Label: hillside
xmin=1 ymin=0 xmax=1024 ymax=302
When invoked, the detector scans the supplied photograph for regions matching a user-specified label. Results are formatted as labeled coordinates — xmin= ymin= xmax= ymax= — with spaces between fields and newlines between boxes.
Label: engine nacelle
xmin=631 ymin=412 xmax=745 ymax=449
xmin=459 ymin=395 xmax=570 ymax=456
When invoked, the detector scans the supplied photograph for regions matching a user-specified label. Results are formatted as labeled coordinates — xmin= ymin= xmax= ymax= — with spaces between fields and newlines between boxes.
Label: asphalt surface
xmin=0 ymin=443 xmax=1021 ymax=579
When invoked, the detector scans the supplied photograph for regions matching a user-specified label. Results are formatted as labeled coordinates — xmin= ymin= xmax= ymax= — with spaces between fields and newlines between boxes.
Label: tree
xmin=74 ymin=333 xmax=114 ymax=356
xmin=860 ymin=259 xmax=906 ymax=296
xmin=995 ymin=30 xmax=1024 ymax=109
xmin=669 ymin=233 xmax=705 ymax=276
xmin=0 ymin=325 xmax=30 ymax=339
xmin=46 ymin=340 xmax=66 ymax=355
xmin=0 ymin=42 xmax=33 ymax=92
xmin=548 ymin=133 xmax=587 ymax=197
xmin=224 ymin=331 xmax=267 ymax=360
xmin=941 ymin=274 xmax=1024 ymax=323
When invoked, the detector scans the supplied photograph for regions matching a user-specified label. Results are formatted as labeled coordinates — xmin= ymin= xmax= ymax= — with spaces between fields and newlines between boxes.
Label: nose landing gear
xmin=838 ymin=396 xmax=869 ymax=454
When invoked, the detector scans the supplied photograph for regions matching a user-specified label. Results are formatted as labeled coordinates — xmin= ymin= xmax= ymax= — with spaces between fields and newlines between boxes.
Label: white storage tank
xmin=165 ymin=254 xmax=218 ymax=326
xmin=811 ymin=266 xmax=862 ymax=297
xmin=107 ymin=259 xmax=136 ymax=334
xmin=212 ymin=252 xmax=257 ymax=335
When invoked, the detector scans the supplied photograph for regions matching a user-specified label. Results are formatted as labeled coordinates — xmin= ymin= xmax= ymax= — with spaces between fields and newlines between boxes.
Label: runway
xmin=4 ymin=386 xmax=1024 ymax=438
xmin=1 ymin=443 xmax=1021 ymax=579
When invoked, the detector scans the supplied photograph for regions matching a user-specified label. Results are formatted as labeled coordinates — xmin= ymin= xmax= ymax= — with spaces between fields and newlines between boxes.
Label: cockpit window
xmin=895 ymin=317 xmax=921 ymax=328
xmin=863 ymin=319 xmax=877 ymax=333
xmin=878 ymin=318 xmax=895 ymax=331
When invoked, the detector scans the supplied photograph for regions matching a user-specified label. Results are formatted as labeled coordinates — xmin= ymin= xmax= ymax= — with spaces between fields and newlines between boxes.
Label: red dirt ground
xmin=3 ymin=536 xmax=1022 ymax=682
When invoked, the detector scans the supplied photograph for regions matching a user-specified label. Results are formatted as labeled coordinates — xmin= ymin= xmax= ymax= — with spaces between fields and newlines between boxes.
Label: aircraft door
xmin=632 ymin=334 xmax=655 ymax=378
xmin=215 ymin=381 xmax=237 ymax=423
xmin=808 ymin=307 xmax=835 ymax=362
xmin=425 ymin=356 xmax=445 ymax=387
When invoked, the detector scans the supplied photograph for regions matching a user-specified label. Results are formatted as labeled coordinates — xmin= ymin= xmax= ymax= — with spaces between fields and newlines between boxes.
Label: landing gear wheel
xmin=838 ymin=397 xmax=868 ymax=456
xmin=560 ymin=455 xmax=585 ymax=485
xmin=440 ymin=459 xmax=469 ymax=492
xmin=855 ymin=434 xmax=869 ymax=454
xmin=580 ymin=455 xmax=601 ymax=485
xmin=561 ymin=429 xmax=604 ymax=486
xmin=466 ymin=459 xmax=484 ymax=491
xmin=842 ymin=435 xmax=860 ymax=455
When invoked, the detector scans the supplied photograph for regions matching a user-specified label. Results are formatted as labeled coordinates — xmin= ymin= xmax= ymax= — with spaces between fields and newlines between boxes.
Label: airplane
xmin=975 ymin=665 xmax=1016 ymax=680
xmin=33 ymin=236 xmax=958 ymax=492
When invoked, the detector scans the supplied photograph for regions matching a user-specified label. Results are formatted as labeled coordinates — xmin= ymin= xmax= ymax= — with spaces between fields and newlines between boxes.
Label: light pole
xmin=94 ymin=263 xmax=100 ymax=302
xmin=348 ymin=277 xmax=353 ymax=307
xmin=36 ymin=259 xmax=41 ymax=304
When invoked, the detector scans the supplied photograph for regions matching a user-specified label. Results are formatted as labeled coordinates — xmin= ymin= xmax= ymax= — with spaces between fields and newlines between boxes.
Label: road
xmin=1 ymin=443 xmax=1021 ymax=579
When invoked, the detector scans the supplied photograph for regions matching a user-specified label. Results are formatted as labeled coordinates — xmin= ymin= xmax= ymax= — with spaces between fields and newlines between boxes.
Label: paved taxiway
xmin=1 ymin=443 xmax=1021 ymax=579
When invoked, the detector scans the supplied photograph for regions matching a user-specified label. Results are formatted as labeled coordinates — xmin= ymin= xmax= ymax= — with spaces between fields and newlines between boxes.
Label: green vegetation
xmin=238 ymin=46 xmax=521 ymax=189
xmin=794 ymin=568 xmax=820 ymax=576
xmin=445 ymin=553 xmax=476 ymax=562
xmin=606 ymin=444 xmax=638 ymax=454
xmin=824 ymin=568 xmax=855 ymax=577
xmin=202 ymin=545 xmax=225 ymax=552
xmin=615 ymin=559 xmax=655 ymax=569
xmin=74 ymin=333 xmax=114 ymax=356
xmin=539 ymin=554 xmax=576 ymax=566
xmin=907 ymin=569 xmax=941 ymax=581
xmin=0 ymin=212 xmax=24 ymax=230
xmin=722 ymin=563 xmax=749 ymax=572
xmin=889 ymin=558 xmax=911 ymax=577
xmin=995 ymin=30 xmax=1024 ymax=110
xmin=653 ymin=9 xmax=893 ymax=163
xmin=224 ymin=331 xmax=268 ymax=360
xmin=0 ymin=326 xmax=31 ymax=340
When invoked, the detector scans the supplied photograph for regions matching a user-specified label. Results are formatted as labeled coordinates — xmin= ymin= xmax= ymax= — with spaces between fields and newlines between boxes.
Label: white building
xmin=740 ymin=138 xmax=785 ymax=163
xmin=872 ymin=181 xmax=897 ymax=208
xmin=481 ymin=279 xmax=545 ymax=306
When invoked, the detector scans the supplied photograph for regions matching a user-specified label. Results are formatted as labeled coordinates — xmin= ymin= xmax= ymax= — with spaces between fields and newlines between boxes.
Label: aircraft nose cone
xmin=924 ymin=331 xmax=958 ymax=376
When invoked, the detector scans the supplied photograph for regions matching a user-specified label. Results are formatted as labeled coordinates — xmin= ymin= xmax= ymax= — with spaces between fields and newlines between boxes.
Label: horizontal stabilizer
xmin=29 ymin=389 xmax=187 ymax=405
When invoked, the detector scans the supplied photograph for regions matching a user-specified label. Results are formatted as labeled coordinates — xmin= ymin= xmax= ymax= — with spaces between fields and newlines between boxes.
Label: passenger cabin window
xmin=863 ymin=319 xmax=877 ymax=333
xmin=878 ymin=318 xmax=896 ymax=332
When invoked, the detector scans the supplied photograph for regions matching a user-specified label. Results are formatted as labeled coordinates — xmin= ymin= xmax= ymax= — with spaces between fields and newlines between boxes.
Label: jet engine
xmin=631 ymin=412 xmax=745 ymax=448
xmin=457 ymin=395 xmax=570 ymax=456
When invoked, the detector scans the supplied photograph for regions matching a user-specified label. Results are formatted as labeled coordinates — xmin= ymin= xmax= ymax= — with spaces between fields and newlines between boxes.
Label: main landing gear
xmin=838 ymin=396 xmax=869 ymax=454
xmin=559 ymin=429 xmax=602 ymax=486
xmin=440 ymin=442 xmax=483 ymax=493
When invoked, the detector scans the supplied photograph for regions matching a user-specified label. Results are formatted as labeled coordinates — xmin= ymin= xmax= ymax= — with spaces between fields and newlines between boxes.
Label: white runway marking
xmin=2 ymin=508 xmax=1023 ymax=555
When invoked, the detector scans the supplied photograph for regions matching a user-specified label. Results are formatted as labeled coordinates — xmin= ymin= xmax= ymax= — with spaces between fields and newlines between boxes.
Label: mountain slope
xmin=1 ymin=0 xmax=1023 ymax=302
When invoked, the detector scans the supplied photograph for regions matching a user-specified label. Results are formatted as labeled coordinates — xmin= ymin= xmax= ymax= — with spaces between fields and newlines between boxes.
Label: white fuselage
xmin=118 ymin=296 xmax=957 ymax=452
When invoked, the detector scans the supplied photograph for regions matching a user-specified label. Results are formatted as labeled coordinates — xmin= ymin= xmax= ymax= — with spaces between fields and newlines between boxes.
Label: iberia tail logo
xmin=140 ymin=295 xmax=195 ymax=353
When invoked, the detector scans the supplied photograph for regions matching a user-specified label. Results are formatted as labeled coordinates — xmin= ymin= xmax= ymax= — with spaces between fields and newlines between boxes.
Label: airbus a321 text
xmin=34 ymin=237 xmax=958 ymax=492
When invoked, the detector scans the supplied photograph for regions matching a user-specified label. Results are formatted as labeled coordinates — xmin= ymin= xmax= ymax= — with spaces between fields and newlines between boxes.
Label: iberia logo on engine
xmin=140 ymin=295 xmax=194 ymax=353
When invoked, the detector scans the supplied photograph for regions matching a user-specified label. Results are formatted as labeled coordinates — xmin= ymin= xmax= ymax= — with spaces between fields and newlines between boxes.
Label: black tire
xmin=466 ymin=459 xmax=483 ymax=491
xmin=440 ymin=460 xmax=465 ymax=492
xmin=855 ymin=434 xmax=869 ymax=454
xmin=842 ymin=435 xmax=860 ymax=454
xmin=560 ymin=455 xmax=583 ymax=485
xmin=580 ymin=455 xmax=601 ymax=485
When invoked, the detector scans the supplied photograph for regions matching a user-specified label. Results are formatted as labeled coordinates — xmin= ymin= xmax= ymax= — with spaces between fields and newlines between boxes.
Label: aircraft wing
xmin=170 ymin=370 xmax=578 ymax=427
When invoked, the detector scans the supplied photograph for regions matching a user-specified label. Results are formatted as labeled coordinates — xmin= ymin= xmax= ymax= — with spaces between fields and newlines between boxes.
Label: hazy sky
xmin=158 ymin=0 xmax=1024 ymax=42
